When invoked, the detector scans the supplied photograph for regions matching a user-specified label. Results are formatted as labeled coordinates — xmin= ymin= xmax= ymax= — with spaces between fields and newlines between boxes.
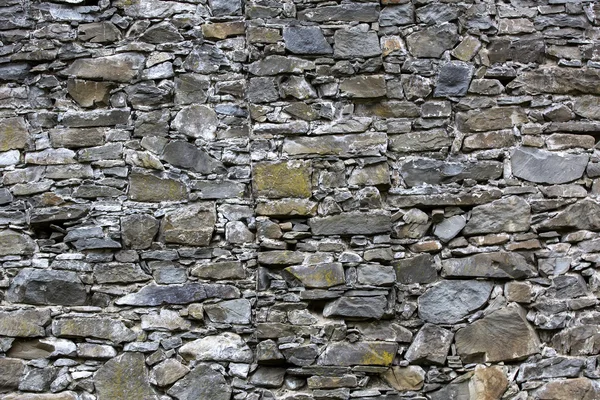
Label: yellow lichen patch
xmin=253 ymin=161 xmax=312 ymax=198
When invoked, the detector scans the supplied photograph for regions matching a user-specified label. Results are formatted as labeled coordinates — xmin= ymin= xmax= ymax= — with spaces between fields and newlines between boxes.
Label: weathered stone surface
xmin=455 ymin=303 xmax=541 ymax=363
xmin=323 ymin=296 xmax=387 ymax=319
xmin=141 ymin=309 xmax=190 ymax=331
xmin=49 ymin=127 xmax=104 ymax=148
xmin=163 ymin=141 xmax=225 ymax=174
xmin=253 ymin=161 xmax=312 ymax=198
xmin=318 ymin=342 xmax=397 ymax=366
xmin=488 ymin=36 xmax=545 ymax=64
xmin=171 ymin=105 xmax=218 ymax=141
xmin=333 ymin=29 xmax=381 ymax=59
xmin=95 ymin=352 xmax=158 ymax=400
xmin=62 ymin=53 xmax=145 ymax=82
xmin=7 ymin=268 xmax=86 ymax=306
xmin=283 ymin=263 xmax=345 ymax=289
xmin=283 ymin=26 xmax=332 ymax=55
xmin=167 ymin=364 xmax=231 ymax=400
xmin=150 ymin=359 xmax=189 ymax=387
xmin=159 ymin=203 xmax=216 ymax=246
xmin=191 ymin=261 xmax=245 ymax=280
xmin=52 ymin=317 xmax=136 ymax=343
xmin=534 ymin=378 xmax=600 ymax=400
xmin=0 ymin=230 xmax=35 ymax=256
xmin=310 ymin=211 xmax=391 ymax=235
xmin=389 ymin=130 xmax=451 ymax=153
xmin=511 ymin=147 xmax=588 ymax=184
xmin=202 ymin=21 xmax=245 ymax=40
xmin=249 ymin=55 xmax=315 ymax=76
xmin=513 ymin=67 xmax=600 ymax=95
xmin=121 ymin=214 xmax=159 ymax=249
xmin=460 ymin=107 xmax=528 ymax=132
xmin=418 ymin=280 xmax=493 ymax=324
xmin=0 ymin=357 xmax=25 ymax=392
xmin=433 ymin=215 xmax=466 ymax=242
xmin=283 ymin=132 xmax=387 ymax=157
xmin=463 ymin=196 xmax=531 ymax=235
xmin=463 ymin=130 xmax=516 ymax=151
xmin=393 ymin=254 xmax=437 ymax=284
xmin=517 ymin=357 xmax=584 ymax=382
xmin=406 ymin=24 xmax=459 ymax=58
xmin=538 ymin=200 xmax=600 ymax=231
xmin=66 ymin=79 xmax=113 ymax=108
xmin=94 ymin=263 xmax=150 ymax=284
xmin=340 ymin=75 xmax=386 ymax=98
xmin=574 ymin=96 xmax=600 ymax=120
xmin=256 ymin=199 xmax=317 ymax=217
xmin=405 ymin=323 xmax=453 ymax=365
xmin=0 ymin=117 xmax=29 ymax=151
xmin=443 ymin=252 xmax=537 ymax=279
xmin=551 ymin=325 xmax=600 ymax=356
xmin=204 ymin=299 xmax=252 ymax=324
xmin=179 ymin=332 xmax=252 ymax=362
xmin=116 ymin=283 xmax=239 ymax=306
xmin=382 ymin=366 xmax=425 ymax=391
xmin=400 ymin=159 xmax=503 ymax=187
xmin=1 ymin=393 xmax=78 ymax=400
xmin=298 ymin=4 xmax=379 ymax=22
xmin=434 ymin=61 xmax=474 ymax=97
xmin=128 ymin=172 xmax=187 ymax=202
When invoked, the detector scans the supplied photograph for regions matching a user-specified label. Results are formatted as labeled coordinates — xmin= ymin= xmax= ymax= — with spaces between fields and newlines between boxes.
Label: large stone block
xmin=317 ymin=342 xmax=398 ymax=366
xmin=7 ymin=268 xmax=86 ymax=306
xmin=62 ymin=53 xmax=145 ymax=82
xmin=0 ymin=117 xmax=28 ymax=151
xmin=463 ymin=196 xmax=531 ymax=235
xmin=253 ymin=161 xmax=312 ymax=198
xmin=128 ymin=172 xmax=187 ymax=202
xmin=511 ymin=147 xmax=588 ymax=184
xmin=418 ymin=280 xmax=493 ymax=324
xmin=309 ymin=211 xmax=392 ymax=235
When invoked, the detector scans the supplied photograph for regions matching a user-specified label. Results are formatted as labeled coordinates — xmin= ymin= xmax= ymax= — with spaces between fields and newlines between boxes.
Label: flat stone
xmin=0 ymin=358 xmax=25 ymax=392
xmin=298 ymin=4 xmax=379 ymax=22
xmin=93 ymin=263 xmax=150 ymax=284
xmin=25 ymin=148 xmax=75 ymax=164
xmin=463 ymin=196 xmax=530 ymax=235
xmin=174 ymin=74 xmax=209 ymax=105
xmin=434 ymin=61 xmax=474 ymax=97
xmin=455 ymin=303 xmax=541 ymax=363
xmin=62 ymin=53 xmax=145 ymax=82
xmin=400 ymin=159 xmax=503 ymax=187
xmin=283 ymin=263 xmax=345 ymax=289
xmin=511 ymin=147 xmax=588 ymax=184
xmin=356 ymin=101 xmax=420 ymax=118
xmin=172 ymin=105 xmax=218 ymax=141
xmin=393 ymin=254 xmax=438 ymax=284
xmin=49 ymin=127 xmax=104 ymax=148
xmin=121 ymin=214 xmax=159 ymax=249
xmin=357 ymin=264 xmax=396 ymax=286
xmin=140 ymin=21 xmax=183 ymax=43
xmin=538 ymin=199 xmax=600 ymax=231
xmin=0 ymin=230 xmax=35 ymax=256
xmin=150 ymin=359 xmax=189 ymax=387
xmin=318 ymin=342 xmax=398 ymax=366
xmin=309 ymin=211 xmax=392 ymax=235
xmin=7 ymin=268 xmax=86 ymax=306
xmin=179 ymin=332 xmax=252 ymax=362
xmin=574 ymin=96 xmax=600 ymax=120
xmin=95 ymin=352 xmax=158 ymax=400
xmin=116 ymin=283 xmax=239 ymax=306
xmin=463 ymin=130 xmax=516 ymax=151
xmin=418 ymin=280 xmax=493 ymax=324
xmin=159 ymin=203 xmax=216 ymax=246
xmin=0 ymin=117 xmax=28 ymax=151
xmin=167 ymin=364 xmax=231 ymax=400
xmin=487 ymin=35 xmax=545 ymax=64
xmin=66 ymin=79 xmax=113 ymax=107
xmin=442 ymin=252 xmax=537 ymax=279
xmin=513 ymin=67 xmax=600 ymax=95
xmin=340 ymin=75 xmax=386 ymax=98
xmin=379 ymin=4 xmax=414 ymax=26
xmin=77 ymin=343 xmax=117 ymax=359
xmin=60 ymin=109 xmax=130 ymax=127
xmin=517 ymin=357 xmax=584 ymax=382
xmin=333 ymin=29 xmax=381 ymax=59
xmin=209 ymin=0 xmax=242 ymax=16
xmin=283 ymin=26 xmax=332 ymax=55
xmin=204 ymin=299 xmax=252 ymax=324
xmin=1 ymin=393 xmax=78 ymax=400
xmin=534 ymin=378 xmax=600 ymax=400
xmin=551 ymin=325 xmax=600 ymax=356
xmin=247 ymin=77 xmax=279 ymax=103
xmin=128 ymin=172 xmax=187 ymax=202
xmin=52 ymin=317 xmax=136 ymax=343
xmin=191 ymin=261 xmax=245 ymax=280
xmin=283 ymin=132 xmax=387 ymax=157
xmin=183 ymin=44 xmax=228 ymax=74
xmin=162 ymin=140 xmax=225 ymax=174
xmin=248 ymin=55 xmax=315 ymax=76
xmin=201 ymin=21 xmax=245 ymax=39
xmin=382 ymin=366 xmax=425 ymax=391
xmin=404 ymin=323 xmax=453 ymax=365
xmin=406 ymin=23 xmax=459 ymax=58
xmin=194 ymin=180 xmax=246 ymax=200
xmin=253 ymin=161 xmax=312 ymax=198
xmin=256 ymin=199 xmax=317 ymax=217
xmin=141 ymin=309 xmax=191 ymax=331
xmin=0 ymin=309 xmax=50 ymax=338
xmin=460 ymin=106 xmax=528 ymax=132
xmin=78 ymin=21 xmax=121 ymax=42
xmin=388 ymin=130 xmax=451 ymax=153
xmin=323 ymin=296 xmax=387 ymax=319
xmin=433 ymin=215 xmax=466 ymax=242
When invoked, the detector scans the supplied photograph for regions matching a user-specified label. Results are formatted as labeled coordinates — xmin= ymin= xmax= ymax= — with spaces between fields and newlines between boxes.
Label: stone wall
xmin=1 ymin=0 xmax=600 ymax=398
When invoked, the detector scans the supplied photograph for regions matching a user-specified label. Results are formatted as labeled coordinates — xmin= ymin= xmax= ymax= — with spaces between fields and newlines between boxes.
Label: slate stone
xmin=139 ymin=22 xmax=183 ymax=43
xmin=0 ymin=116 xmax=29 ymax=151
xmin=0 ymin=309 xmax=50 ymax=338
xmin=382 ymin=366 xmax=425 ymax=391
xmin=95 ymin=352 xmax=158 ymax=400
xmin=574 ymin=96 xmax=600 ymax=120
xmin=323 ymin=296 xmax=387 ymax=319
xmin=78 ymin=22 xmax=121 ymax=43
xmin=116 ymin=283 xmax=239 ymax=306
xmin=125 ymin=81 xmax=173 ymax=109
xmin=283 ymin=26 xmax=332 ymax=55
xmin=404 ymin=323 xmax=453 ymax=365
xmin=167 ymin=364 xmax=231 ymax=400
xmin=517 ymin=357 xmax=584 ymax=382
xmin=49 ymin=127 xmax=105 ymax=148
xmin=551 ymin=325 xmax=600 ymax=356
xmin=248 ymin=55 xmax=315 ymax=76
xmin=30 ymin=205 xmax=89 ymax=225
xmin=463 ymin=196 xmax=530 ymax=235
xmin=202 ymin=21 xmax=245 ymax=39
xmin=204 ymin=299 xmax=252 ymax=324
xmin=309 ymin=211 xmax=392 ymax=235
xmin=162 ymin=141 xmax=225 ymax=174
xmin=318 ymin=342 xmax=398 ymax=366
xmin=247 ymin=77 xmax=279 ymax=103
xmin=379 ymin=4 xmax=414 ymax=26
xmin=191 ymin=261 xmax=245 ymax=280
xmin=183 ymin=45 xmax=228 ymax=74
xmin=442 ymin=252 xmax=537 ymax=279
xmin=174 ymin=74 xmax=209 ymax=105
xmin=406 ymin=23 xmax=458 ymax=58
xmin=400 ymin=159 xmax=503 ymax=187
xmin=179 ymin=332 xmax=253 ymax=362
xmin=433 ymin=215 xmax=466 ymax=242
xmin=455 ymin=303 xmax=541 ymax=363
xmin=25 ymin=148 xmax=75 ymax=164
xmin=460 ymin=106 xmax=528 ymax=132
xmin=253 ymin=161 xmax=312 ymax=198
xmin=0 ymin=358 xmax=25 ymax=392
xmin=393 ymin=254 xmax=438 ymax=284
xmin=141 ymin=309 xmax=191 ymax=331
xmin=209 ymin=0 xmax=241 ymax=16
xmin=487 ymin=36 xmax=545 ymax=64
xmin=283 ymin=132 xmax=387 ymax=157
xmin=52 ymin=318 xmax=136 ymax=343
xmin=93 ymin=263 xmax=151 ymax=284
xmin=538 ymin=199 xmax=600 ymax=231
xmin=150 ymin=359 xmax=189 ymax=387
xmin=172 ymin=105 xmax=218 ymax=141
xmin=62 ymin=53 xmax=145 ymax=82
xmin=357 ymin=264 xmax=396 ymax=286
xmin=511 ymin=147 xmax=589 ymax=184
xmin=333 ymin=29 xmax=381 ymax=59
xmin=388 ymin=130 xmax=451 ymax=153
xmin=1 ymin=394 xmax=78 ymax=400
xmin=60 ymin=109 xmax=130 ymax=127
xmin=0 ymin=229 xmax=35 ymax=256
xmin=121 ymin=214 xmax=159 ymax=249
xmin=416 ymin=3 xmax=460 ymax=25
xmin=513 ymin=67 xmax=600 ymax=95
xmin=77 ymin=343 xmax=117 ymax=359
xmin=283 ymin=263 xmax=345 ymax=288
xmin=7 ymin=268 xmax=86 ymax=306
xmin=298 ymin=4 xmax=380 ymax=22
xmin=256 ymin=199 xmax=318 ymax=217
xmin=128 ymin=172 xmax=187 ymax=202
xmin=340 ymin=75 xmax=386 ymax=98
xmin=434 ymin=61 xmax=474 ymax=97
xmin=249 ymin=367 xmax=286 ymax=388
xmin=160 ymin=203 xmax=216 ymax=246
xmin=534 ymin=378 xmax=600 ymax=400
xmin=418 ymin=280 xmax=493 ymax=324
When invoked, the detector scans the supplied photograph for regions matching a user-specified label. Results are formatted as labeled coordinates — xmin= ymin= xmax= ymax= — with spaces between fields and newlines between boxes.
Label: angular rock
xmin=60 ymin=109 xmax=129 ymax=127
xmin=552 ymin=325 xmax=600 ymax=356
xmin=283 ymin=132 xmax=387 ymax=157
xmin=323 ymin=296 xmax=387 ymax=319
xmin=249 ymin=367 xmax=286 ymax=388
xmin=0 ymin=230 xmax=35 ymax=256
xmin=174 ymin=74 xmax=209 ymax=105
xmin=418 ymin=280 xmax=493 ymax=324
xmin=400 ymin=159 xmax=503 ymax=187
xmin=0 ymin=358 xmax=25 ymax=392
xmin=283 ymin=26 xmax=332 ymax=55
xmin=95 ymin=352 xmax=158 ymax=400
xmin=406 ymin=23 xmax=459 ymax=58
xmin=78 ymin=21 xmax=121 ymax=42
xmin=141 ymin=309 xmax=191 ymax=331
xmin=93 ymin=263 xmax=151 ymax=284
xmin=379 ymin=4 xmax=414 ymax=26
xmin=455 ymin=303 xmax=541 ymax=363
xmin=194 ymin=180 xmax=246 ymax=199
xmin=247 ymin=77 xmax=279 ymax=103
xmin=538 ymin=199 xmax=600 ymax=231
xmin=333 ymin=29 xmax=381 ymax=59
xmin=388 ymin=130 xmax=451 ymax=153
xmin=574 ymin=96 xmax=600 ymax=120
xmin=209 ymin=0 xmax=241 ymax=16
xmin=116 ymin=283 xmax=239 ymax=306
xmin=433 ymin=215 xmax=466 ymax=242
xmin=253 ymin=161 xmax=312 ymax=198
xmin=0 ymin=309 xmax=51 ymax=338
xmin=172 ymin=105 xmax=218 ymax=141
xmin=128 ymin=172 xmax=187 ymax=202
xmin=487 ymin=36 xmax=545 ymax=64
xmin=183 ymin=44 xmax=228 ymax=74
xmin=463 ymin=130 xmax=516 ymax=151
xmin=1 ymin=393 xmax=78 ymax=400
xmin=340 ymin=75 xmax=386 ymax=98
xmin=298 ymin=4 xmax=379 ymax=22
xmin=248 ymin=55 xmax=314 ymax=76
xmin=121 ymin=214 xmax=159 ymax=249
xmin=179 ymin=332 xmax=252 ymax=362
xmin=404 ymin=323 xmax=453 ymax=365
xmin=49 ymin=127 xmax=105 ymax=148
xmin=52 ymin=317 xmax=136 ymax=343
xmin=283 ymin=263 xmax=345 ymax=289
xmin=460 ymin=107 xmax=528 ymax=132
xmin=511 ymin=147 xmax=588 ymax=184
xmin=160 ymin=203 xmax=216 ymax=246
xmin=534 ymin=378 xmax=600 ymax=400
xmin=434 ymin=61 xmax=474 ymax=97
xmin=381 ymin=366 xmax=425 ymax=391
xmin=204 ymin=299 xmax=252 ymax=324
xmin=393 ymin=254 xmax=438 ymax=284
xmin=62 ymin=53 xmax=145 ymax=82
xmin=348 ymin=162 xmax=390 ymax=187
xmin=150 ymin=359 xmax=189 ymax=387
xmin=7 ymin=268 xmax=86 ymax=306
xmin=191 ymin=261 xmax=245 ymax=280
xmin=309 ymin=211 xmax=392 ymax=235
xmin=167 ymin=364 xmax=231 ymax=400
xmin=463 ymin=196 xmax=530 ymax=235
xmin=513 ymin=67 xmax=600 ymax=95
xmin=140 ymin=21 xmax=183 ymax=43
xmin=0 ymin=117 xmax=28 ymax=151
xmin=318 ymin=342 xmax=397 ymax=366
xmin=357 ymin=264 xmax=396 ymax=286
xmin=162 ymin=141 xmax=225 ymax=174
xmin=518 ymin=357 xmax=584 ymax=382
xmin=442 ymin=252 xmax=537 ymax=279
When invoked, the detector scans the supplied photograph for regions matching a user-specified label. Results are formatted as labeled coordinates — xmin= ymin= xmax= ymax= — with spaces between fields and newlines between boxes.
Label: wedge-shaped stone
xmin=162 ymin=141 xmax=224 ymax=174
xmin=66 ymin=79 xmax=113 ymax=107
xmin=0 ymin=117 xmax=28 ymax=151
xmin=52 ymin=317 xmax=136 ymax=343
xmin=400 ymin=159 xmax=503 ymax=187
xmin=538 ymin=200 xmax=600 ymax=231
xmin=463 ymin=196 xmax=531 ymax=235
xmin=283 ymin=26 xmax=332 ymax=55
xmin=253 ymin=161 xmax=312 ymax=198
xmin=517 ymin=357 xmax=584 ymax=382
xmin=160 ymin=203 xmax=215 ymax=246
xmin=248 ymin=55 xmax=315 ymax=76
xmin=283 ymin=263 xmax=345 ymax=289
xmin=323 ymin=296 xmax=387 ymax=319
xmin=455 ymin=303 xmax=540 ymax=363
xmin=317 ymin=342 xmax=398 ymax=366
xmin=179 ymin=332 xmax=253 ymax=362
xmin=405 ymin=323 xmax=453 ymax=365
xmin=115 ymin=283 xmax=239 ymax=306
xmin=168 ymin=364 xmax=231 ymax=400
xmin=128 ymin=172 xmax=187 ymax=202
xmin=511 ymin=147 xmax=588 ymax=184
xmin=0 ymin=309 xmax=51 ymax=337
xmin=7 ymin=268 xmax=86 ymax=306
xmin=418 ymin=280 xmax=493 ymax=324
xmin=0 ymin=357 xmax=25 ymax=392
xmin=309 ymin=211 xmax=392 ymax=235
xmin=283 ymin=132 xmax=387 ymax=157
xmin=121 ymin=214 xmax=159 ymax=250
xmin=0 ymin=230 xmax=35 ymax=256
xmin=95 ymin=353 xmax=158 ymax=400
xmin=62 ymin=53 xmax=145 ymax=82
xmin=551 ymin=325 xmax=600 ymax=356
xmin=513 ymin=67 xmax=600 ymax=95
xmin=442 ymin=252 xmax=537 ymax=279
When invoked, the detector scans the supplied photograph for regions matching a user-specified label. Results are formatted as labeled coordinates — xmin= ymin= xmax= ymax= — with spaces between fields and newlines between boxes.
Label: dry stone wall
xmin=1 ymin=0 xmax=600 ymax=399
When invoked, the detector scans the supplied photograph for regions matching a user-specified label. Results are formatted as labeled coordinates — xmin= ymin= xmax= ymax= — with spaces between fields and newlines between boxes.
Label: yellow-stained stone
xmin=202 ymin=21 xmax=246 ymax=40
xmin=253 ymin=161 xmax=312 ymax=198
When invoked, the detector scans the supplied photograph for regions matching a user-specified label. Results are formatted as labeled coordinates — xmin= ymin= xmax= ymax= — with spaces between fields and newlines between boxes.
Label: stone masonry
xmin=0 ymin=0 xmax=600 ymax=399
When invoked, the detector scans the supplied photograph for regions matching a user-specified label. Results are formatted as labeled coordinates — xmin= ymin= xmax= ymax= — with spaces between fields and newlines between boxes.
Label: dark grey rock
xmin=309 ymin=211 xmax=391 ymax=235
xmin=517 ymin=357 xmax=584 ymax=382
xmin=248 ymin=55 xmax=315 ymax=76
xmin=433 ymin=215 xmax=466 ymax=242
xmin=356 ymin=264 xmax=396 ymax=286
xmin=247 ymin=77 xmax=279 ymax=103
xmin=393 ymin=254 xmax=437 ymax=284
xmin=95 ymin=353 xmax=158 ymax=400
xmin=121 ymin=214 xmax=159 ymax=249
xmin=511 ymin=147 xmax=589 ymax=184
xmin=333 ymin=29 xmax=381 ymax=59
xmin=116 ymin=282 xmax=239 ymax=306
xmin=159 ymin=203 xmax=216 ymax=246
xmin=61 ymin=109 xmax=130 ymax=127
xmin=416 ymin=3 xmax=460 ymax=25
xmin=388 ymin=130 xmax=451 ymax=153
xmin=323 ymin=296 xmax=387 ymax=319
xmin=538 ymin=199 xmax=600 ymax=231
xmin=406 ymin=23 xmax=458 ymax=58
xmin=168 ymin=364 xmax=231 ymax=400
xmin=18 ymin=366 xmax=56 ymax=392
xmin=194 ymin=180 xmax=246 ymax=199
xmin=488 ymin=36 xmax=545 ymax=64
xmin=163 ymin=141 xmax=225 ymax=174
xmin=404 ymin=323 xmax=453 ymax=365
xmin=442 ymin=252 xmax=537 ymax=279
xmin=379 ymin=4 xmax=414 ymax=26
xmin=7 ymin=268 xmax=86 ymax=306
xmin=298 ymin=4 xmax=379 ymax=22
xmin=78 ymin=22 xmax=121 ymax=43
xmin=174 ymin=74 xmax=209 ymax=105
xmin=400 ymin=159 xmax=503 ymax=187
xmin=434 ymin=61 xmax=474 ymax=97
xmin=463 ymin=196 xmax=530 ymax=235
xmin=150 ymin=359 xmax=189 ymax=387
xmin=549 ymin=274 xmax=588 ymax=299
xmin=128 ymin=172 xmax=187 ymax=202
xmin=418 ymin=280 xmax=493 ymax=324
xmin=283 ymin=26 xmax=332 ymax=55
xmin=139 ymin=22 xmax=183 ymax=43
xmin=249 ymin=367 xmax=286 ymax=388
xmin=183 ymin=45 xmax=228 ymax=74
xmin=191 ymin=261 xmax=245 ymax=280
xmin=62 ymin=53 xmax=145 ymax=82
xmin=209 ymin=0 xmax=242 ymax=16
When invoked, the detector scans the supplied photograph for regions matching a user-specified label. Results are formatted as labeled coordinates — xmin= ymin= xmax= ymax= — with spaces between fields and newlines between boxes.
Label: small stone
xmin=76 ymin=343 xmax=117 ymax=359
xmin=463 ymin=130 xmax=516 ymax=151
xmin=404 ymin=324 xmax=453 ymax=365
xmin=511 ymin=147 xmax=589 ymax=184
xmin=381 ymin=366 xmax=425 ymax=391
xmin=434 ymin=61 xmax=474 ymax=97
xmin=256 ymin=199 xmax=318 ymax=217
xmin=357 ymin=264 xmax=396 ymax=286
xmin=209 ymin=0 xmax=242 ymax=16
xmin=513 ymin=67 xmax=600 ymax=95
xmin=418 ymin=280 xmax=493 ymax=324
xmin=160 ymin=203 xmax=216 ymax=246
xmin=248 ymin=55 xmax=315 ymax=76
xmin=551 ymin=325 xmax=600 ymax=356
xmin=168 ymin=364 xmax=231 ymax=400
xmin=463 ymin=196 xmax=531 ymax=235
xmin=460 ymin=107 xmax=528 ymax=132
xmin=318 ymin=341 xmax=398 ymax=366
xmin=283 ymin=132 xmax=387 ymax=157
xmin=49 ymin=127 xmax=105 ymax=148
xmin=202 ymin=21 xmax=245 ymax=39
xmin=517 ymin=357 xmax=584 ymax=382
xmin=451 ymin=36 xmax=482 ymax=61
xmin=140 ymin=21 xmax=183 ymax=43
xmin=247 ymin=77 xmax=279 ymax=103
xmin=191 ymin=261 xmax=245 ymax=280
xmin=93 ymin=263 xmax=150 ymax=284
xmin=283 ymin=26 xmax=332 ymax=55
xmin=400 ymin=158 xmax=503 ymax=187
xmin=95 ymin=353 xmax=158 ymax=400
xmin=298 ymin=4 xmax=379 ymax=23
xmin=538 ymin=199 xmax=600 ymax=231
xmin=78 ymin=21 xmax=121 ymax=42
xmin=205 ymin=299 xmax=252 ymax=324
xmin=574 ymin=96 xmax=600 ymax=120
xmin=389 ymin=130 xmax=451 ymax=153
xmin=172 ymin=105 xmax=218 ymax=141
xmin=150 ymin=359 xmax=189 ymax=387
xmin=379 ymin=4 xmax=414 ymax=26
xmin=121 ymin=214 xmax=159 ymax=249
xmin=179 ymin=332 xmax=253 ymax=363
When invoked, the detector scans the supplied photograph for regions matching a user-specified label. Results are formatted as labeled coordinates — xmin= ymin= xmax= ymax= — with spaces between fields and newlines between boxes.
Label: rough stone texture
xmin=7 ymin=268 xmax=86 ymax=306
xmin=159 ymin=203 xmax=216 ymax=246
xmin=94 ymin=352 xmax=157 ymax=400
xmin=463 ymin=196 xmax=531 ymax=235
xmin=511 ymin=147 xmax=589 ymax=184
xmin=418 ymin=280 xmax=493 ymax=324
xmin=442 ymin=252 xmax=537 ymax=279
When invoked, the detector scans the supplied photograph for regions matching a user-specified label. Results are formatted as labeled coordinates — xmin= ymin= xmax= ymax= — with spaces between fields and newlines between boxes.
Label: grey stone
xmin=538 ymin=199 xmax=600 ymax=231
xmin=551 ymin=325 xmax=600 ymax=356
xmin=298 ymin=4 xmax=379 ymax=22
xmin=7 ymin=268 xmax=86 ymax=306
xmin=93 ymin=263 xmax=151 ymax=284
xmin=400 ymin=159 xmax=503 ymax=187
xmin=433 ymin=215 xmax=466 ymax=242
xmin=248 ymin=55 xmax=315 ymax=76
xmin=209 ymin=0 xmax=241 ymax=16
xmin=179 ymin=332 xmax=252 ymax=362
xmin=95 ymin=353 xmax=158 ymax=400
xmin=442 ymin=252 xmax=537 ymax=279
xmin=172 ymin=105 xmax=218 ymax=141
xmin=0 ymin=117 xmax=29 ymax=151
xmin=62 ymin=53 xmax=145 ymax=82
xmin=488 ymin=36 xmax=545 ymax=64
xmin=416 ymin=3 xmax=460 ymax=25
xmin=52 ymin=317 xmax=136 ymax=343
xmin=116 ymin=283 xmax=239 ymax=306
xmin=340 ymin=75 xmax=386 ymax=98
xmin=334 ymin=29 xmax=381 ymax=59
xmin=0 ymin=310 xmax=50 ymax=338
xmin=30 ymin=205 xmax=89 ymax=225
xmin=513 ymin=67 xmax=600 ymax=95
xmin=574 ymin=96 xmax=600 ymax=120
xmin=318 ymin=341 xmax=398 ymax=366
xmin=356 ymin=264 xmax=396 ymax=286
xmin=250 ymin=367 xmax=286 ymax=388
xmin=388 ymin=130 xmax=451 ymax=153
xmin=283 ymin=26 xmax=332 ymax=55
xmin=247 ymin=77 xmax=279 ymax=103
xmin=121 ymin=214 xmax=159 ymax=249
xmin=534 ymin=378 xmax=600 ymax=400
xmin=0 ymin=230 xmax=35 ymax=256
xmin=191 ymin=261 xmax=245 ymax=280
xmin=49 ymin=127 xmax=105 ymax=148
xmin=205 ymin=299 xmax=252 ymax=324
xmin=406 ymin=23 xmax=459 ymax=58
xmin=418 ymin=280 xmax=493 ymax=324
xmin=323 ymin=296 xmax=387 ymax=319
xmin=379 ymin=4 xmax=414 ymax=26
xmin=183 ymin=45 xmax=228 ymax=74
xmin=150 ymin=359 xmax=189 ymax=387
xmin=174 ymin=74 xmax=209 ymax=105
xmin=77 ymin=343 xmax=117 ymax=359
xmin=463 ymin=196 xmax=530 ymax=235
xmin=194 ymin=180 xmax=246 ymax=199
xmin=128 ymin=172 xmax=187 ymax=202
xmin=18 ymin=366 xmax=56 ymax=392
xmin=283 ymin=132 xmax=387 ymax=158
xmin=163 ymin=141 xmax=225 ymax=174
xmin=517 ymin=357 xmax=584 ymax=382
xmin=460 ymin=107 xmax=528 ymax=132
xmin=404 ymin=323 xmax=453 ymax=365
xmin=434 ymin=61 xmax=474 ymax=97
xmin=141 ymin=309 xmax=191 ymax=331
xmin=139 ymin=22 xmax=183 ymax=43
xmin=511 ymin=147 xmax=589 ymax=184
xmin=309 ymin=211 xmax=391 ymax=235
xmin=283 ymin=263 xmax=345 ymax=289
xmin=455 ymin=303 xmax=541 ymax=363
xmin=393 ymin=254 xmax=437 ymax=284
xmin=0 ymin=358 xmax=25 ymax=392
xmin=168 ymin=364 xmax=231 ymax=400
xmin=160 ymin=203 xmax=216 ymax=246
xmin=355 ymin=321 xmax=412 ymax=343
xmin=60 ymin=109 xmax=129 ymax=127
